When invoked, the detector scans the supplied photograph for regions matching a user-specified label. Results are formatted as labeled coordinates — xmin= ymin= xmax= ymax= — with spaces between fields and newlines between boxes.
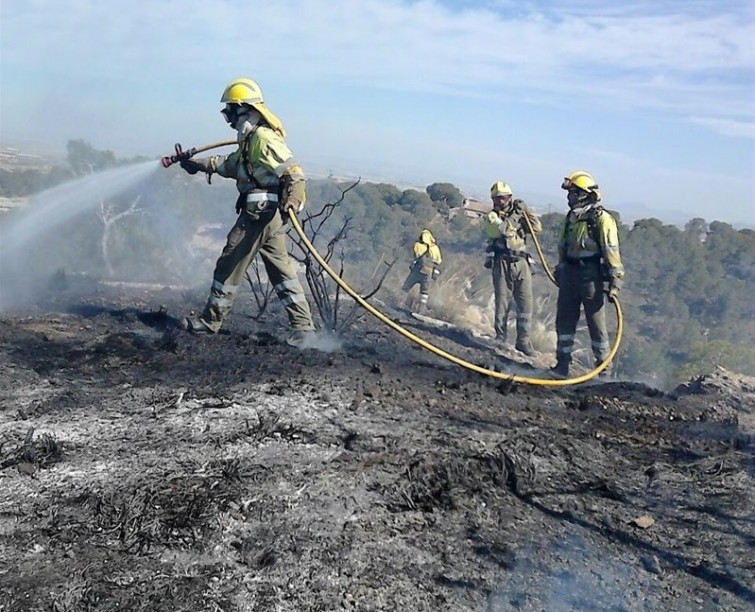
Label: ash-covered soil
xmin=0 ymin=285 xmax=753 ymax=612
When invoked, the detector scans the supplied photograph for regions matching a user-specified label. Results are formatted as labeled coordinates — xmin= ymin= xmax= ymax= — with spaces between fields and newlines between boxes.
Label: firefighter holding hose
xmin=552 ymin=171 xmax=624 ymax=377
xmin=173 ymin=78 xmax=316 ymax=347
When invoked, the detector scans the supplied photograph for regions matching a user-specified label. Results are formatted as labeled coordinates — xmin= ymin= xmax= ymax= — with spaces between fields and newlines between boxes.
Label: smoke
xmin=0 ymin=161 xmax=160 ymax=311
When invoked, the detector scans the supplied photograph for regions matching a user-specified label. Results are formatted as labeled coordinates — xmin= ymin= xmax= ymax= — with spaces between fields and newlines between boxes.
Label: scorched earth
xmin=0 ymin=285 xmax=753 ymax=612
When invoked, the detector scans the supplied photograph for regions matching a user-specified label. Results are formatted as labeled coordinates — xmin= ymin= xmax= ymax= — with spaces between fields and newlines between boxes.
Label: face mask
xmin=235 ymin=108 xmax=262 ymax=138
xmin=567 ymin=189 xmax=589 ymax=208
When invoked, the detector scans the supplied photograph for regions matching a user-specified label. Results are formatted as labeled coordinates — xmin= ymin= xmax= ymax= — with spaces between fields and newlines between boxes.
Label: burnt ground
xmin=0 ymin=284 xmax=753 ymax=612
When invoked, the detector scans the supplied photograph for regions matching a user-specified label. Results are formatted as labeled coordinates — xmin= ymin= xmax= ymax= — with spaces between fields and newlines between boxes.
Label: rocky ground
xmin=0 ymin=284 xmax=753 ymax=612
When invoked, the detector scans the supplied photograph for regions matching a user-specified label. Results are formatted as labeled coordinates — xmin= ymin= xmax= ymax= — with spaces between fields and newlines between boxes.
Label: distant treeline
xmin=3 ymin=140 xmax=754 ymax=386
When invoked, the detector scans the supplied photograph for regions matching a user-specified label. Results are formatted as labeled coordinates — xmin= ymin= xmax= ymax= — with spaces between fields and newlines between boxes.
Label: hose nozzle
xmin=161 ymin=143 xmax=196 ymax=168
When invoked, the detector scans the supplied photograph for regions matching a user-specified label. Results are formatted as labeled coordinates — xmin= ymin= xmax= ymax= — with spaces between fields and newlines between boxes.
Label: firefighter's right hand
xmin=487 ymin=211 xmax=502 ymax=225
xmin=179 ymin=159 xmax=204 ymax=175
xmin=553 ymin=263 xmax=563 ymax=287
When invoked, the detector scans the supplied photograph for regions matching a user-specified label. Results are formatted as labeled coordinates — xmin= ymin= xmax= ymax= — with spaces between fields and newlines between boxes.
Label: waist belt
xmin=495 ymin=248 xmax=529 ymax=261
xmin=565 ymin=255 xmax=601 ymax=266
xmin=246 ymin=192 xmax=278 ymax=203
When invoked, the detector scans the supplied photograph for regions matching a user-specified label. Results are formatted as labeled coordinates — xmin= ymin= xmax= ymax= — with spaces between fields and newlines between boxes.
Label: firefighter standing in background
xmin=177 ymin=77 xmax=316 ymax=347
xmin=552 ymin=170 xmax=624 ymax=377
xmin=484 ymin=181 xmax=542 ymax=356
xmin=402 ymin=229 xmax=442 ymax=314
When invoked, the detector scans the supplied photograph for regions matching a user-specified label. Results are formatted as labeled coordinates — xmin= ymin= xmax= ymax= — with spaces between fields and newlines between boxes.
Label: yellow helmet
xmin=490 ymin=181 xmax=513 ymax=198
xmin=419 ymin=229 xmax=436 ymax=245
xmin=562 ymin=170 xmax=601 ymax=202
xmin=220 ymin=77 xmax=264 ymax=105
xmin=219 ymin=78 xmax=285 ymax=136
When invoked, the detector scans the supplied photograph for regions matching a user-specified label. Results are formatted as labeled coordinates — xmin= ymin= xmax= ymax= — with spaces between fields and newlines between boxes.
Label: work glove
xmin=487 ymin=211 xmax=502 ymax=225
xmin=553 ymin=263 xmax=563 ymax=287
xmin=607 ymin=275 xmax=623 ymax=301
xmin=235 ymin=193 xmax=245 ymax=215
xmin=280 ymin=167 xmax=306 ymax=216
xmin=513 ymin=199 xmax=529 ymax=213
xmin=179 ymin=158 xmax=205 ymax=175
xmin=280 ymin=198 xmax=303 ymax=215
xmin=606 ymin=282 xmax=621 ymax=302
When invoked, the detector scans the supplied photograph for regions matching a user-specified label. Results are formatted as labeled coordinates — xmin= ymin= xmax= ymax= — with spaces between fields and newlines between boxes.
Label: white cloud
xmin=3 ymin=0 xmax=752 ymax=127
xmin=1 ymin=0 xmax=753 ymax=225
xmin=687 ymin=116 xmax=755 ymax=138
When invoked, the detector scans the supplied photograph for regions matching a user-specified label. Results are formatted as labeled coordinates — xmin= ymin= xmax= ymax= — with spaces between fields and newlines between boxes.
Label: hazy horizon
xmin=2 ymin=139 xmax=751 ymax=230
xmin=2 ymin=1 xmax=753 ymax=228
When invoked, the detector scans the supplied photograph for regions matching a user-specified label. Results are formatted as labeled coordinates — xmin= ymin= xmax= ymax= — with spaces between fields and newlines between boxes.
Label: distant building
xmin=448 ymin=197 xmax=493 ymax=224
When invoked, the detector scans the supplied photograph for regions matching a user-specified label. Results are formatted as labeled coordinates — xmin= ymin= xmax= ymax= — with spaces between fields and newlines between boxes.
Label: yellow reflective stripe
xmin=275 ymin=279 xmax=301 ymax=292
xmin=212 ymin=279 xmax=239 ymax=294
xmin=247 ymin=192 xmax=278 ymax=202
xmin=281 ymin=293 xmax=307 ymax=306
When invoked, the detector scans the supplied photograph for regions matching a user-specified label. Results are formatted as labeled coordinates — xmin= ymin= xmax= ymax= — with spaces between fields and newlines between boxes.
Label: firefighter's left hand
xmin=179 ymin=158 xmax=204 ymax=175
xmin=487 ymin=211 xmax=502 ymax=225
xmin=514 ymin=199 xmax=529 ymax=213
xmin=280 ymin=198 xmax=303 ymax=215
xmin=607 ymin=286 xmax=620 ymax=302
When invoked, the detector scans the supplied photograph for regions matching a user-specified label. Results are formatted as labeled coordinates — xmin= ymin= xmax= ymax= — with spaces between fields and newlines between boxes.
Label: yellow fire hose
xmin=288 ymin=210 xmax=623 ymax=387
xmin=162 ymin=139 xmax=622 ymax=386
xmin=523 ymin=212 xmax=558 ymax=286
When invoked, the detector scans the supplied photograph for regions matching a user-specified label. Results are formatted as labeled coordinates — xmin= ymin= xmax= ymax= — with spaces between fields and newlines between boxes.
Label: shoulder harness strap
xmin=240 ymin=123 xmax=262 ymax=189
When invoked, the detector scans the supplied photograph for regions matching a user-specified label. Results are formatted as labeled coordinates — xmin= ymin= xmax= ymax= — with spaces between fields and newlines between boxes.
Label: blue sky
xmin=1 ymin=0 xmax=753 ymax=226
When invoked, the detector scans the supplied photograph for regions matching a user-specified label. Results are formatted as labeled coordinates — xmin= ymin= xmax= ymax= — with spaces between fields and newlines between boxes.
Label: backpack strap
xmin=586 ymin=206 xmax=604 ymax=245
xmin=240 ymin=124 xmax=263 ymax=189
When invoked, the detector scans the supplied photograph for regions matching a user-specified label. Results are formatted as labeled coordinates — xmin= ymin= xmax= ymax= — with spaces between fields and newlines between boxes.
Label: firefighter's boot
xmin=515 ymin=337 xmax=536 ymax=357
xmin=286 ymin=329 xmax=317 ymax=348
xmin=550 ymin=359 xmax=570 ymax=378
xmin=180 ymin=317 xmax=216 ymax=335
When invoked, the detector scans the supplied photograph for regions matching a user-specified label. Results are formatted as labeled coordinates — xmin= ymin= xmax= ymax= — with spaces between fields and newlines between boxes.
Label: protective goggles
xmin=561 ymin=178 xmax=577 ymax=190
xmin=221 ymin=104 xmax=243 ymax=123
xmin=492 ymin=193 xmax=512 ymax=201
xmin=562 ymin=177 xmax=596 ymax=192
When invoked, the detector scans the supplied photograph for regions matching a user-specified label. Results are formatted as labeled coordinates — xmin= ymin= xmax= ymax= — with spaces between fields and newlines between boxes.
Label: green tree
xmin=674 ymin=340 xmax=755 ymax=381
xmin=426 ymin=182 xmax=464 ymax=213
xmin=66 ymin=139 xmax=117 ymax=175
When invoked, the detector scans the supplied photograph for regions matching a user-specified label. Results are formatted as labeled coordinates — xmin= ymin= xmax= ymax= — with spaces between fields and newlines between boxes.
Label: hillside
xmin=0 ymin=285 xmax=753 ymax=611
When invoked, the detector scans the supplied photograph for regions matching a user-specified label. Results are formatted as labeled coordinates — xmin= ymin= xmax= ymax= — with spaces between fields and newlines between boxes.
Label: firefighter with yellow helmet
xmin=177 ymin=78 xmax=316 ymax=347
xmin=401 ymin=229 xmax=442 ymax=314
xmin=552 ymin=171 xmax=624 ymax=377
xmin=484 ymin=181 xmax=542 ymax=356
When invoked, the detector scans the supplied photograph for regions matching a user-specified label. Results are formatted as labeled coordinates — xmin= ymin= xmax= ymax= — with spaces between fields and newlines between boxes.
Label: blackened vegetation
xmin=381 ymin=444 xmax=535 ymax=513
xmin=85 ymin=466 xmax=244 ymax=553
xmin=0 ymin=289 xmax=754 ymax=611
xmin=0 ymin=425 xmax=62 ymax=474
